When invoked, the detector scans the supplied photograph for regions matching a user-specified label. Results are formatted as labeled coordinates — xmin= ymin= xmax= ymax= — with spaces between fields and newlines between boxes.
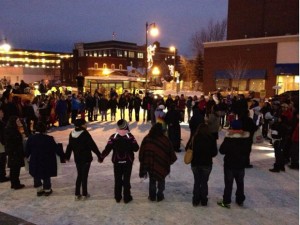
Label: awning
xmin=215 ymin=69 xmax=266 ymax=79
xmin=275 ymin=63 xmax=299 ymax=75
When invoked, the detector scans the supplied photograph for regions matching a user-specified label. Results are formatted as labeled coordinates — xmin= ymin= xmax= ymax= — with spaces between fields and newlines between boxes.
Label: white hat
xmin=158 ymin=105 xmax=165 ymax=110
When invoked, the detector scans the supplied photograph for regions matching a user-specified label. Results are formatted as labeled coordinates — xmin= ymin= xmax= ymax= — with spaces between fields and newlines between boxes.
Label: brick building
xmin=203 ymin=0 xmax=299 ymax=97
xmin=61 ymin=40 xmax=177 ymax=94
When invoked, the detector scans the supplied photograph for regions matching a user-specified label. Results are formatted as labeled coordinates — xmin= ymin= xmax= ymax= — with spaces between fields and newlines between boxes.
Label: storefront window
xmin=249 ymin=79 xmax=265 ymax=92
xmin=232 ymin=79 xmax=247 ymax=91
xmin=277 ymin=75 xmax=299 ymax=94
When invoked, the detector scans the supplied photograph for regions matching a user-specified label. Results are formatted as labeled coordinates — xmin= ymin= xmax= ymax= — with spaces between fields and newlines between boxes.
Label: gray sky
xmin=0 ymin=0 xmax=228 ymax=57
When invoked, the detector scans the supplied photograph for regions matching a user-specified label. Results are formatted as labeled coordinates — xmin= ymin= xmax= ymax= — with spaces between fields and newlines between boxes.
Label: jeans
xmin=192 ymin=165 xmax=212 ymax=204
xmin=34 ymin=177 xmax=51 ymax=190
xmin=75 ymin=162 xmax=91 ymax=196
xmin=149 ymin=174 xmax=165 ymax=200
xmin=223 ymin=167 xmax=245 ymax=204
xmin=114 ymin=162 xmax=133 ymax=202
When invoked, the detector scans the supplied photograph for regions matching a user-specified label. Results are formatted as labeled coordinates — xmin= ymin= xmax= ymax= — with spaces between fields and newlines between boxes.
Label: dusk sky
xmin=0 ymin=0 xmax=228 ymax=57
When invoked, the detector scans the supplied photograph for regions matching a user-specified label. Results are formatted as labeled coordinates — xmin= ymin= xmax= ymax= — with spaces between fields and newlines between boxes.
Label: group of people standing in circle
xmin=0 ymin=85 xmax=298 ymax=209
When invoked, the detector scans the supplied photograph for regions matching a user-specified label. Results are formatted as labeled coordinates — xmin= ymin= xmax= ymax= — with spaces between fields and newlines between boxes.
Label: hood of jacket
xmin=116 ymin=129 xmax=129 ymax=136
xmin=225 ymin=130 xmax=250 ymax=138
xmin=71 ymin=130 xmax=84 ymax=138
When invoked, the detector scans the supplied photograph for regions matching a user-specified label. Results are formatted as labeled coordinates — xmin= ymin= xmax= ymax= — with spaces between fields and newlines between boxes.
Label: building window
xmin=103 ymin=51 xmax=107 ymax=57
xmin=128 ymin=51 xmax=135 ymax=58
xmin=94 ymin=63 xmax=98 ymax=69
xmin=93 ymin=52 xmax=98 ymax=57
xmin=111 ymin=64 xmax=115 ymax=70
xmin=124 ymin=51 xmax=128 ymax=57
xmin=137 ymin=53 xmax=143 ymax=59
xmin=103 ymin=63 xmax=107 ymax=69
xmin=119 ymin=64 xmax=123 ymax=70
xmin=117 ymin=50 xmax=123 ymax=57
xmin=249 ymin=79 xmax=265 ymax=92
xmin=98 ymin=51 xmax=102 ymax=57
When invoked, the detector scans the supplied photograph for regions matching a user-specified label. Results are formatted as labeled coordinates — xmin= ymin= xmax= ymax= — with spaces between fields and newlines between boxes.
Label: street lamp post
xmin=145 ymin=22 xmax=158 ymax=93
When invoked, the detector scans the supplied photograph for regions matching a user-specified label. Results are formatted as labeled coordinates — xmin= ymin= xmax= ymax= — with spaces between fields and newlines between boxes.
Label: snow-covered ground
xmin=0 ymin=118 xmax=298 ymax=225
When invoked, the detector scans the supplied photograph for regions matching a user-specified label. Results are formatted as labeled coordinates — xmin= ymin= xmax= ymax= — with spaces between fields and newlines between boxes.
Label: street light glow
xmin=149 ymin=25 xmax=159 ymax=37
xmin=152 ymin=66 xmax=160 ymax=75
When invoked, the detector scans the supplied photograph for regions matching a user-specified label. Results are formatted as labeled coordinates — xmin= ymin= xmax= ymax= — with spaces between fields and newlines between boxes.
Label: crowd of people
xmin=0 ymin=80 xmax=298 ymax=208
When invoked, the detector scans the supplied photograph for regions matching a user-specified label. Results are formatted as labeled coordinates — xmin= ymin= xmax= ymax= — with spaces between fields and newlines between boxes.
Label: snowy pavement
xmin=0 ymin=120 xmax=298 ymax=225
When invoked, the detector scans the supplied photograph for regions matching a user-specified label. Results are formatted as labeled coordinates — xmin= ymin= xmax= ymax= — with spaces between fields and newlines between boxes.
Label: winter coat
xmin=133 ymin=96 xmax=142 ymax=111
xmin=25 ymin=133 xmax=65 ymax=179
xmin=65 ymin=129 xmax=101 ymax=164
xmin=219 ymin=130 xmax=250 ymax=169
xmin=71 ymin=97 xmax=80 ymax=111
xmin=139 ymin=133 xmax=177 ymax=181
xmin=191 ymin=134 xmax=217 ymax=167
xmin=207 ymin=113 xmax=220 ymax=133
xmin=0 ymin=120 xmax=5 ymax=154
xmin=99 ymin=97 xmax=109 ymax=111
xmin=108 ymin=98 xmax=118 ymax=110
xmin=101 ymin=130 xmax=139 ymax=164
xmin=118 ymin=96 xmax=128 ymax=108
xmin=4 ymin=127 xmax=25 ymax=168
xmin=55 ymin=99 xmax=68 ymax=115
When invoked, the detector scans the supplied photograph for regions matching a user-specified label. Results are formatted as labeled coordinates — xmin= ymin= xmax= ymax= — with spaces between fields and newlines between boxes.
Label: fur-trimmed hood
xmin=225 ymin=130 xmax=250 ymax=138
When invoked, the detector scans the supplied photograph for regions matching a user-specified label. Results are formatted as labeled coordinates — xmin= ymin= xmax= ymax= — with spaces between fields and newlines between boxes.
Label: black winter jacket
xmin=102 ymin=130 xmax=139 ymax=164
xmin=65 ymin=129 xmax=101 ymax=164
xmin=191 ymin=134 xmax=217 ymax=167
xmin=219 ymin=130 xmax=250 ymax=169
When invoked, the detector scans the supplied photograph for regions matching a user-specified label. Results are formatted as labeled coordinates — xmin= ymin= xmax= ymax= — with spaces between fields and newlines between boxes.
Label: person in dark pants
xmin=133 ymin=94 xmax=142 ymax=122
xmin=100 ymin=119 xmax=139 ymax=203
xmin=188 ymin=123 xmax=218 ymax=206
xmin=165 ymin=103 xmax=182 ymax=152
xmin=218 ymin=120 xmax=250 ymax=208
xmin=239 ymin=110 xmax=257 ymax=168
xmin=269 ymin=115 xmax=290 ymax=172
xmin=0 ymin=108 xmax=9 ymax=182
xmin=65 ymin=119 xmax=102 ymax=200
xmin=25 ymin=122 xmax=65 ymax=196
xmin=139 ymin=123 xmax=177 ymax=202
xmin=4 ymin=116 xmax=25 ymax=190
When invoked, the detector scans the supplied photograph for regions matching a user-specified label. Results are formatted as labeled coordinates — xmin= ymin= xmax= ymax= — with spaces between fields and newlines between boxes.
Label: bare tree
xmin=190 ymin=18 xmax=227 ymax=55
xmin=227 ymin=57 xmax=249 ymax=93
xmin=179 ymin=56 xmax=196 ymax=84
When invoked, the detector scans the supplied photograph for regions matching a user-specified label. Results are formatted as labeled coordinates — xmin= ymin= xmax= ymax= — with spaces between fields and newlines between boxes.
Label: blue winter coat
xmin=25 ymin=133 xmax=64 ymax=179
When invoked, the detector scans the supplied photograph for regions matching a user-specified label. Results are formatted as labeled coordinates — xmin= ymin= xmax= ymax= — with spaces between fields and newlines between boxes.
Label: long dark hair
xmin=194 ymin=123 xmax=210 ymax=138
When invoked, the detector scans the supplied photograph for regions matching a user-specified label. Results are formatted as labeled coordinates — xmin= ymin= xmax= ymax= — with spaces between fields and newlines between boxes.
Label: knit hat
xmin=74 ymin=118 xmax=86 ymax=128
xmin=158 ymin=105 xmax=165 ymax=110
xmin=231 ymin=120 xmax=242 ymax=130
xmin=117 ymin=119 xmax=128 ymax=130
